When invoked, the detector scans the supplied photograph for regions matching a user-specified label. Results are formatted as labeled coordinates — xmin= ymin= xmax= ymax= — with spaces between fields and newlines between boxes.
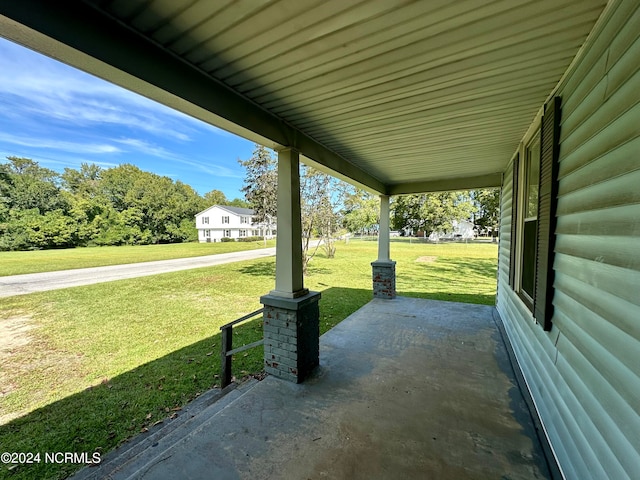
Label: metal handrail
xmin=220 ymin=308 xmax=264 ymax=388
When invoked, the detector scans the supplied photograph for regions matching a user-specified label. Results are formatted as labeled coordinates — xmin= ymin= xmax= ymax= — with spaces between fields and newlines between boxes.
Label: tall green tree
xmin=99 ymin=163 xmax=143 ymax=212
xmin=227 ymin=197 xmax=250 ymax=208
xmin=0 ymin=162 xmax=13 ymax=223
xmin=171 ymin=181 xmax=204 ymax=241
xmin=238 ymin=144 xmax=277 ymax=242
xmin=61 ymin=163 xmax=102 ymax=197
xmin=2 ymin=156 xmax=68 ymax=213
xmin=123 ymin=172 xmax=203 ymax=243
xmin=472 ymin=189 xmax=500 ymax=239
xmin=0 ymin=157 xmax=73 ymax=250
xmin=238 ymin=148 xmax=348 ymax=271
xmin=201 ymin=190 xmax=249 ymax=209
xmin=203 ymin=189 xmax=228 ymax=207
xmin=391 ymin=192 xmax=476 ymax=235
xmin=60 ymin=163 xmax=106 ymax=246
xmin=342 ymin=190 xmax=379 ymax=234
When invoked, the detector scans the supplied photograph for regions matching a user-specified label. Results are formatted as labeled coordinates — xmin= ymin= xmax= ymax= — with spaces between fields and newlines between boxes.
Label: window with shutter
xmin=534 ymin=96 xmax=561 ymax=331
xmin=511 ymin=96 xmax=561 ymax=331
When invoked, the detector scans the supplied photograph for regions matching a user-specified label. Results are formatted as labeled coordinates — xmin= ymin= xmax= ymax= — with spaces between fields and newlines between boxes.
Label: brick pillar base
xmin=371 ymin=260 xmax=396 ymax=299
xmin=260 ymin=291 xmax=321 ymax=383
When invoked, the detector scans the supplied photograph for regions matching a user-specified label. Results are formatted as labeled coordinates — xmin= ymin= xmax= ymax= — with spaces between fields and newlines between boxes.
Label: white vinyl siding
xmin=497 ymin=2 xmax=640 ymax=479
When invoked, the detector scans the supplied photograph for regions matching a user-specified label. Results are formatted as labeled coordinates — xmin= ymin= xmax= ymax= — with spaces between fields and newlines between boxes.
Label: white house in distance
xmin=428 ymin=219 xmax=476 ymax=242
xmin=195 ymin=205 xmax=275 ymax=242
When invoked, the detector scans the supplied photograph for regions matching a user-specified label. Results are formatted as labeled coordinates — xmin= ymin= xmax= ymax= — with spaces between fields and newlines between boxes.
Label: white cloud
xmin=0 ymin=38 xmax=228 ymax=143
xmin=0 ymin=38 xmax=248 ymax=195
xmin=115 ymin=138 xmax=172 ymax=157
xmin=114 ymin=137 xmax=242 ymax=178
xmin=0 ymin=131 xmax=121 ymax=154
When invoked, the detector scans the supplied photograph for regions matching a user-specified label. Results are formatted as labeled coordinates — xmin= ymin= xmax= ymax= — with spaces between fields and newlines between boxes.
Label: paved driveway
xmin=0 ymin=247 xmax=276 ymax=298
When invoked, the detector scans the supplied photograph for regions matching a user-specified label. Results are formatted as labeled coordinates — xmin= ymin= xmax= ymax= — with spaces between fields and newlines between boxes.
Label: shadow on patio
xmin=78 ymin=296 xmax=555 ymax=480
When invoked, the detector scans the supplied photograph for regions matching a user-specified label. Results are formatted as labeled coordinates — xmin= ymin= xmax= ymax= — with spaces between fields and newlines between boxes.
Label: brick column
xmin=371 ymin=260 xmax=396 ymax=299
xmin=261 ymin=292 xmax=321 ymax=383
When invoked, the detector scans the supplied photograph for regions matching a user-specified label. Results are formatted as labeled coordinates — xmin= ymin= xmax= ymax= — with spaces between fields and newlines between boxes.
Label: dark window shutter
xmin=534 ymin=96 xmax=561 ymax=331
xmin=509 ymin=153 xmax=519 ymax=289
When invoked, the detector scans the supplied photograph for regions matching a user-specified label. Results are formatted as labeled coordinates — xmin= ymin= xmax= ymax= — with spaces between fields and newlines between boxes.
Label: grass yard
xmin=0 ymin=240 xmax=276 ymax=276
xmin=0 ymin=240 xmax=497 ymax=480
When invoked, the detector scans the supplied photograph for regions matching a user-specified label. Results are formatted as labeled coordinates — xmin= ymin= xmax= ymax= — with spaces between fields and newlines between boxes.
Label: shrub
xmin=238 ymin=236 xmax=262 ymax=242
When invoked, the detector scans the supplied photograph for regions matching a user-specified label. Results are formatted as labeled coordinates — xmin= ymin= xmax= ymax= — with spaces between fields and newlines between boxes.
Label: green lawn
xmin=0 ymin=240 xmax=276 ymax=276
xmin=0 ymin=241 xmax=497 ymax=480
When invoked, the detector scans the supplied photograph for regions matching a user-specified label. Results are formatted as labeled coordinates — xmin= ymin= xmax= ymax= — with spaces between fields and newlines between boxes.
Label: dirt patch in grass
xmin=194 ymin=274 xmax=226 ymax=285
xmin=416 ymin=256 xmax=438 ymax=263
xmin=0 ymin=378 xmax=16 ymax=399
xmin=0 ymin=316 xmax=36 ymax=400
xmin=0 ymin=315 xmax=35 ymax=353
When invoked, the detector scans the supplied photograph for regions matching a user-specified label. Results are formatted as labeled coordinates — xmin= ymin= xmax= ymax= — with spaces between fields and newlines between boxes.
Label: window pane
xmin=526 ymin=136 xmax=540 ymax=218
xmin=522 ymin=219 xmax=537 ymax=298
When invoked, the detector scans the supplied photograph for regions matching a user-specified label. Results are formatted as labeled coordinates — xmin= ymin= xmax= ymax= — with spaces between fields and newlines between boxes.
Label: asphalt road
xmin=0 ymin=247 xmax=277 ymax=298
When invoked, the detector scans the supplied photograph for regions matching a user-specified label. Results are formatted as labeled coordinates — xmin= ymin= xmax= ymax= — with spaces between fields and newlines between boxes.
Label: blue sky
xmin=0 ymin=37 xmax=257 ymax=200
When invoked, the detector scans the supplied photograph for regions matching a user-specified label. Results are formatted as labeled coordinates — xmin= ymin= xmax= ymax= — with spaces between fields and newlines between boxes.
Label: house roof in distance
xmin=195 ymin=205 xmax=254 ymax=217
xmin=219 ymin=205 xmax=254 ymax=216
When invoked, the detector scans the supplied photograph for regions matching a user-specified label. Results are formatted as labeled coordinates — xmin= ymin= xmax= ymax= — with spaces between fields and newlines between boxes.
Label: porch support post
xmin=271 ymin=147 xmax=306 ymax=298
xmin=372 ymin=194 xmax=396 ymax=299
xmin=378 ymin=194 xmax=391 ymax=262
xmin=260 ymin=147 xmax=320 ymax=383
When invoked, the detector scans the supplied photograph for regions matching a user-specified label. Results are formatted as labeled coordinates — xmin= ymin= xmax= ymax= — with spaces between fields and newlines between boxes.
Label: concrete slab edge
xmin=71 ymin=380 xmax=256 ymax=480
xmin=117 ymin=379 xmax=262 ymax=480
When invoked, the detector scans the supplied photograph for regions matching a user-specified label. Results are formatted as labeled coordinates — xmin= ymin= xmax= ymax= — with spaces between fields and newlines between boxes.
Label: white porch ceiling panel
xmin=0 ymin=0 xmax=607 ymax=194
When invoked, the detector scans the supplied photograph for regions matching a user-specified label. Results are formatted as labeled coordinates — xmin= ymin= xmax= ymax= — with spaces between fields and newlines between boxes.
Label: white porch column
xmin=372 ymin=194 xmax=396 ymax=299
xmin=271 ymin=147 xmax=307 ymax=298
xmin=378 ymin=194 xmax=391 ymax=261
xmin=261 ymin=147 xmax=320 ymax=383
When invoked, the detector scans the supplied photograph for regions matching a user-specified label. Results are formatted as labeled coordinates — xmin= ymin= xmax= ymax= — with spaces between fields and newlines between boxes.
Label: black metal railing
xmin=220 ymin=308 xmax=264 ymax=388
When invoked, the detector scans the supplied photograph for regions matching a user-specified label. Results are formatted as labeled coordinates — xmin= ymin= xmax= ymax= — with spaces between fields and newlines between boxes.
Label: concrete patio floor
xmin=83 ymin=297 xmax=555 ymax=479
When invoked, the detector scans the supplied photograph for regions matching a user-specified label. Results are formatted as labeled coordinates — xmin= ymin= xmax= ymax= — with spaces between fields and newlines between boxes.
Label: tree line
xmin=1 ymin=148 xmax=500 ymax=253
xmin=0 ymin=156 xmax=246 ymax=251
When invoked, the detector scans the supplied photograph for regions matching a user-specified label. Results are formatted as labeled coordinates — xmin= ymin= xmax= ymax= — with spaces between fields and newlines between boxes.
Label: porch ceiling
xmin=0 ymin=0 xmax=607 ymax=194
